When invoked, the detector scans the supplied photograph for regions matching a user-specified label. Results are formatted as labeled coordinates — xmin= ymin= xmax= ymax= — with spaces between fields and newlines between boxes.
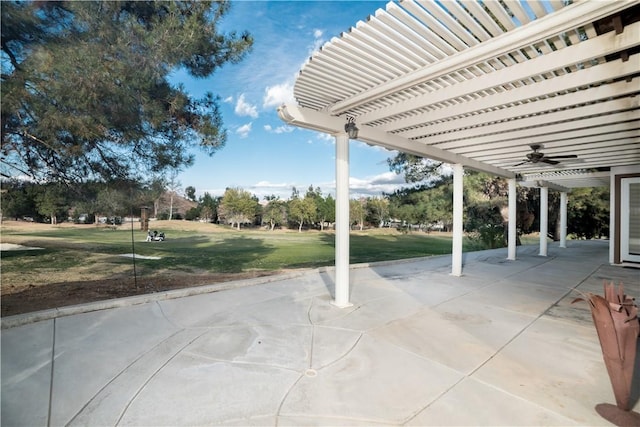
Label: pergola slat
xmin=471 ymin=136 xmax=640 ymax=159
xmin=381 ymin=57 xmax=640 ymax=136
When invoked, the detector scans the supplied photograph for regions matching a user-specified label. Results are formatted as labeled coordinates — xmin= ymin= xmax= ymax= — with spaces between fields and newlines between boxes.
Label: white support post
xmin=451 ymin=164 xmax=464 ymax=276
xmin=539 ymin=186 xmax=548 ymax=256
xmin=507 ymin=178 xmax=517 ymax=261
xmin=560 ymin=192 xmax=567 ymax=248
xmin=609 ymin=172 xmax=616 ymax=264
xmin=333 ymin=133 xmax=352 ymax=308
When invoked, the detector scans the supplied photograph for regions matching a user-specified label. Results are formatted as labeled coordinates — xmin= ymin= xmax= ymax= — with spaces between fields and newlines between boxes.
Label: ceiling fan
xmin=514 ymin=144 xmax=578 ymax=166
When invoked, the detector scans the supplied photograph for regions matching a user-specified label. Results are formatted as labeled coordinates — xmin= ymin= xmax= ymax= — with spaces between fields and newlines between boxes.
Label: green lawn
xmin=2 ymin=226 xmax=454 ymax=268
xmin=0 ymin=222 xmax=505 ymax=289
xmin=0 ymin=224 xmax=452 ymax=276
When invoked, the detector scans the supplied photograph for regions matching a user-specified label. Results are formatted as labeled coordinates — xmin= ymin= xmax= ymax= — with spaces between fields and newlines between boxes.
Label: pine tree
xmin=1 ymin=1 xmax=252 ymax=183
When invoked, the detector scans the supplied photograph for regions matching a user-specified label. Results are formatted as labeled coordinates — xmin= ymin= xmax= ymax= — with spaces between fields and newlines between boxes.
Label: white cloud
xmin=199 ymin=172 xmax=411 ymax=201
xmin=308 ymin=28 xmax=326 ymax=56
xmin=254 ymin=27 xmax=325 ymax=113
xmin=276 ymin=173 xmax=409 ymax=200
xmin=247 ymin=181 xmax=296 ymax=199
xmin=353 ymin=140 xmax=395 ymax=154
xmin=264 ymin=124 xmax=294 ymax=134
xmin=235 ymin=94 xmax=258 ymax=118
xmin=263 ymin=81 xmax=295 ymax=109
xmin=348 ymin=172 xmax=407 ymax=197
xmin=254 ymin=180 xmax=287 ymax=188
xmin=196 ymin=187 xmax=226 ymax=198
xmin=236 ymin=122 xmax=252 ymax=138
xmin=316 ymin=132 xmax=333 ymax=142
xmin=223 ymin=96 xmax=234 ymax=104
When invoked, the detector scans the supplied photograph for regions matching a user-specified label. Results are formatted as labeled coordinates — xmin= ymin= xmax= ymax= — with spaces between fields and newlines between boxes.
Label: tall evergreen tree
xmin=1 ymin=1 xmax=252 ymax=183
xmin=34 ymin=183 xmax=68 ymax=224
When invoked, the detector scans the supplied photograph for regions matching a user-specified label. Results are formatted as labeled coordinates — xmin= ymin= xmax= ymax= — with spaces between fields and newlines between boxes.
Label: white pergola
xmin=278 ymin=0 xmax=640 ymax=307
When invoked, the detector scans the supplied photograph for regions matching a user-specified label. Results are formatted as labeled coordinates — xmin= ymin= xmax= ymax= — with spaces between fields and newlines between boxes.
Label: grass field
xmin=0 ymin=220 xmax=551 ymax=286
xmin=0 ymin=220 xmax=468 ymax=291
xmin=1 ymin=220 xmax=553 ymax=316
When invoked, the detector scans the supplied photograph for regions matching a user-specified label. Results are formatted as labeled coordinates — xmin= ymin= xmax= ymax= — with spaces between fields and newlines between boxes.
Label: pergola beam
xmin=519 ymin=179 xmax=572 ymax=193
xmin=277 ymin=103 xmax=516 ymax=178
xmin=356 ymin=126 xmax=515 ymax=178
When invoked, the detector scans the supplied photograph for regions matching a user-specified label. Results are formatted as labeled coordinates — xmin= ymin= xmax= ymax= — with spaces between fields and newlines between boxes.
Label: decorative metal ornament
xmin=574 ymin=281 xmax=640 ymax=426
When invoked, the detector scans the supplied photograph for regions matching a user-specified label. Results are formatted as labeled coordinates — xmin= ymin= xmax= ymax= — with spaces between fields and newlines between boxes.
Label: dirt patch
xmin=0 ymin=243 xmax=44 ymax=251
xmin=1 ymin=271 xmax=284 ymax=317
xmin=119 ymin=253 xmax=162 ymax=260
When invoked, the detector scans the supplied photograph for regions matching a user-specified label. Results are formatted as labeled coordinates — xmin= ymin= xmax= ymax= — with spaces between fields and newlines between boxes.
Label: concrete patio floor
xmin=2 ymin=240 xmax=639 ymax=426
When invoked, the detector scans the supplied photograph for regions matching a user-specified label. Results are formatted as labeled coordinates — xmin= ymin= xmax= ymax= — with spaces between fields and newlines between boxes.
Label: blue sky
xmin=172 ymin=0 xmax=410 ymax=200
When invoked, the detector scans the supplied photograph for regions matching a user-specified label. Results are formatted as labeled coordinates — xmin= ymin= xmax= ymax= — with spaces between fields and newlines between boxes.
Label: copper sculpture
xmin=575 ymin=281 xmax=639 ymax=426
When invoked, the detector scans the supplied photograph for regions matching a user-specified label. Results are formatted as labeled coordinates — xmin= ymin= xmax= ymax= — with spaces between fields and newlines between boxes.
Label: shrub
xmin=466 ymin=224 xmax=505 ymax=250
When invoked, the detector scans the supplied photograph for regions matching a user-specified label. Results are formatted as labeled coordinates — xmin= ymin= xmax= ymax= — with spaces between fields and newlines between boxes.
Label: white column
xmin=609 ymin=171 xmax=616 ymax=264
xmin=451 ymin=164 xmax=464 ymax=276
xmin=560 ymin=192 xmax=567 ymax=248
xmin=539 ymin=186 xmax=548 ymax=256
xmin=507 ymin=178 xmax=517 ymax=260
xmin=333 ymin=133 xmax=352 ymax=308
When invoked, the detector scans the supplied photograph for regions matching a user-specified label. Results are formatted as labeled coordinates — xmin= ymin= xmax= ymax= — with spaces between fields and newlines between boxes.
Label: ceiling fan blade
xmin=541 ymin=158 xmax=560 ymax=165
xmin=513 ymin=161 xmax=529 ymax=167
xmin=546 ymin=154 xmax=578 ymax=160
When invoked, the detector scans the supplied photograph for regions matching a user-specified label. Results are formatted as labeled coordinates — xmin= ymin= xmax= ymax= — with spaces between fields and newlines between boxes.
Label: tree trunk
xmin=553 ymin=216 xmax=561 ymax=241
xmin=169 ymin=193 xmax=174 ymax=220
xmin=298 ymin=221 xmax=303 ymax=232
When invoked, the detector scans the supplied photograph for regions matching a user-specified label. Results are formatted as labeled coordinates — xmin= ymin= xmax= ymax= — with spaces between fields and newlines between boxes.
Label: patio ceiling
xmin=280 ymin=0 xmax=640 ymax=189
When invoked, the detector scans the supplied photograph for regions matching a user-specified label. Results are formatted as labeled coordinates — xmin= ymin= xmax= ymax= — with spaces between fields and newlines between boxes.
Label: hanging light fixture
xmin=344 ymin=116 xmax=359 ymax=139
